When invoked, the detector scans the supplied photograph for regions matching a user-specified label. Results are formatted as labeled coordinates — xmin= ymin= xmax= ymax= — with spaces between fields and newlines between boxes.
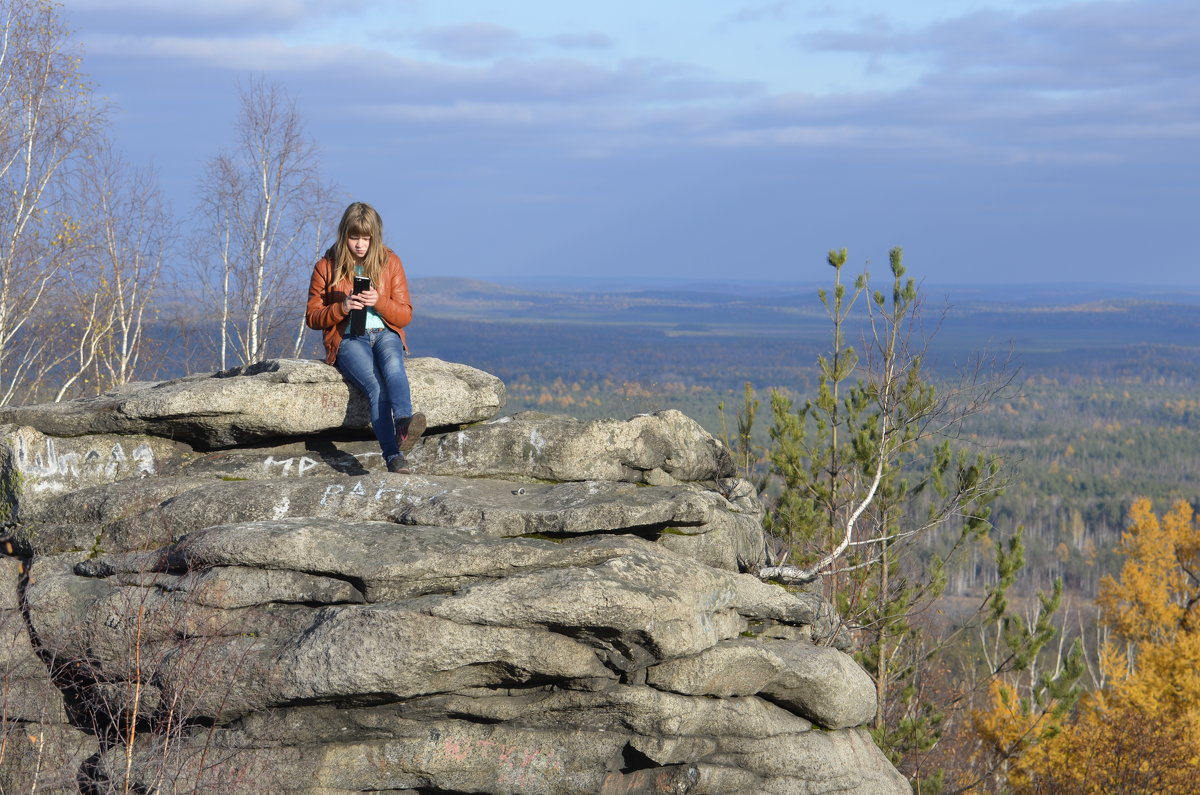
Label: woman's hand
xmin=343 ymin=288 xmax=379 ymax=312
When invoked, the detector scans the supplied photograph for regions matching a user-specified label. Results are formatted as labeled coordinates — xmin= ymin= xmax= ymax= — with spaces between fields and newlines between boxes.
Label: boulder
xmin=1 ymin=558 xmax=70 ymax=724
xmin=0 ymin=557 xmax=99 ymax=794
xmin=411 ymin=409 xmax=734 ymax=484
xmin=0 ymin=424 xmax=196 ymax=523
xmin=0 ymin=718 xmax=97 ymax=794
xmin=645 ymin=638 xmax=877 ymax=729
xmin=0 ymin=357 xmax=505 ymax=449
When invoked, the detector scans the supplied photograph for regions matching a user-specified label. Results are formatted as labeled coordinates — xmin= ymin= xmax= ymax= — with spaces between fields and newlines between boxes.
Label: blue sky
xmin=61 ymin=0 xmax=1199 ymax=288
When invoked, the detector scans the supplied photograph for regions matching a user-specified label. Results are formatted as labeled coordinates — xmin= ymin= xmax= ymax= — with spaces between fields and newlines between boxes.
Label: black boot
xmin=396 ymin=412 xmax=427 ymax=453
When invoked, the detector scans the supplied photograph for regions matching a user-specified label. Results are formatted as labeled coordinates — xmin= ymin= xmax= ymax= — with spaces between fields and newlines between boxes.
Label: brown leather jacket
xmin=305 ymin=249 xmax=412 ymax=365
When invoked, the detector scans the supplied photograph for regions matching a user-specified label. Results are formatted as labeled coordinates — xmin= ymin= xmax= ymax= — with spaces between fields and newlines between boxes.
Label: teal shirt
xmin=355 ymin=266 xmax=385 ymax=330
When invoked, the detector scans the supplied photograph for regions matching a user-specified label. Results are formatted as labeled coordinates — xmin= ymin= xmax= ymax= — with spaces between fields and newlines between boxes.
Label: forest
xmin=408 ymin=278 xmax=1200 ymax=599
xmin=403 ymin=274 xmax=1200 ymax=792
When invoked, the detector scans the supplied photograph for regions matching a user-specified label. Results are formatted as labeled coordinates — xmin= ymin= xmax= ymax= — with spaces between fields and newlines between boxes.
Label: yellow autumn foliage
xmin=1002 ymin=498 xmax=1200 ymax=793
xmin=1098 ymin=498 xmax=1196 ymax=649
xmin=969 ymin=679 xmax=1071 ymax=793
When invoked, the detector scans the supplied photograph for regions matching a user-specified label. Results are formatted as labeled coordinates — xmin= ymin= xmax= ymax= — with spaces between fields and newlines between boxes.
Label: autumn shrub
xmin=973 ymin=498 xmax=1200 ymax=793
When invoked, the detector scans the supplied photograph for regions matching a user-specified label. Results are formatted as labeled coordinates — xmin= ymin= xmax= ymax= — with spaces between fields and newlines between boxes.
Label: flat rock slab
xmin=0 ymin=357 xmax=504 ymax=449
xmin=10 ymin=475 xmax=221 ymax=556
xmin=177 ymin=440 xmax=386 ymax=478
xmin=26 ymin=528 xmax=857 ymax=733
xmin=165 ymin=519 xmax=789 ymax=616
xmin=412 ymin=409 xmax=734 ymax=484
xmin=645 ymin=638 xmax=877 ymax=730
xmin=168 ymin=409 xmax=741 ymax=488
xmin=0 ymin=425 xmax=196 ymax=520
xmin=15 ymin=472 xmax=763 ymax=571
xmin=387 ymin=474 xmax=764 ymax=571
xmin=167 ymin=519 xmax=651 ymax=602
xmin=91 ymin=696 xmax=909 ymax=794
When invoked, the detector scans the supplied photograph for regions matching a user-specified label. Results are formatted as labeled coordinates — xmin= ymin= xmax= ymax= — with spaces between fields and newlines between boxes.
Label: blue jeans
xmin=335 ymin=328 xmax=412 ymax=460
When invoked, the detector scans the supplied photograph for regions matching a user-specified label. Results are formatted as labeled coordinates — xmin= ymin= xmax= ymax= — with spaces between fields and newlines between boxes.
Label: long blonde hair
xmin=330 ymin=202 xmax=387 ymax=285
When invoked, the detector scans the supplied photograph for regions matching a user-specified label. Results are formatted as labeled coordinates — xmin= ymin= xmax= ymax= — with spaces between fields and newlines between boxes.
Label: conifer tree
xmin=749 ymin=248 xmax=1073 ymax=787
xmin=964 ymin=527 xmax=1084 ymax=792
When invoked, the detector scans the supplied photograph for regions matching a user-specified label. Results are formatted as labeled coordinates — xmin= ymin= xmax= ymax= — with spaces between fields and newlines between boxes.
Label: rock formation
xmin=0 ymin=358 xmax=910 ymax=794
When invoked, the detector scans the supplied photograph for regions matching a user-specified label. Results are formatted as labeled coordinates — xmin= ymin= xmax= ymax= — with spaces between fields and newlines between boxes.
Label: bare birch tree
xmin=46 ymin=287 xmax=113 ymax=401
xmin=0 ymin=0 xmax=103 ymax=404
xmin=290 ymin=180 xmax=338 ymax=359
xmin=77 ymin=140 xmax=172 ymax=390
xmin=195 ymin=77 xmax=334 ymax=368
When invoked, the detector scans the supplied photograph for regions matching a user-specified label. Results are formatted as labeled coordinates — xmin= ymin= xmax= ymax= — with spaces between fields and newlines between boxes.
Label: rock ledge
xmin=0 ymin=359 xmax=909 ymax=794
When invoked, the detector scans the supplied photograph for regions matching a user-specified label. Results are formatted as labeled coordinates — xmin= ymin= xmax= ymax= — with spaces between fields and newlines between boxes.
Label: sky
xmin=58 ymin=0 xmax=1200 ymax=288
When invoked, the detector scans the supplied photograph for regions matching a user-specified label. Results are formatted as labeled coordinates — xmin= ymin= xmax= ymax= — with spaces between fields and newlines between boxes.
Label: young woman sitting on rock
xmin=305 ymin=201 xmax=426 ymax=473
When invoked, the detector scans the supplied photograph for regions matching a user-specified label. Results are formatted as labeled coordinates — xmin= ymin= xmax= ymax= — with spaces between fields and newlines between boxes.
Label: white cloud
xmin=726 ymin=2 xmax=795 ymax=25
xmin=82 ymin=34 xmax=342 ymax=72
xmin=62 ymin=0 xmax=366 ymax=35
xmin=412 ymin=23 xmax=529 ymax=61
xmin=74 ymin=0 xmax=1200 ymax=172
xmin=69 ymin=0 xmax=320 ymax=11
xmin=802 ymin=0 xmax=1200 ymax=93
xmin=762 ymin=0 xmax=1200 ymax=162
xmin=60 ymin=1 xmax=1200 ymax=286
xmin=550 ymin=32 xmax=615 ymax=50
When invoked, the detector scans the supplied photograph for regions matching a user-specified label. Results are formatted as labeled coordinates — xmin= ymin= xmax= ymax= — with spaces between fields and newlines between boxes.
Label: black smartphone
xmin=350 ymin=276 xmax=371 ymax=335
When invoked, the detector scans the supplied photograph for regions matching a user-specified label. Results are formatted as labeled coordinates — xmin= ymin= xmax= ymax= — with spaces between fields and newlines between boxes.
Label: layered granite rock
xmin=0 ymin=357 xmax=504 ymax=449
xmin=0 ymin=556 xmax=98 ymax=793
xmin=0 ymin=358 xmax=910 ymax=794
